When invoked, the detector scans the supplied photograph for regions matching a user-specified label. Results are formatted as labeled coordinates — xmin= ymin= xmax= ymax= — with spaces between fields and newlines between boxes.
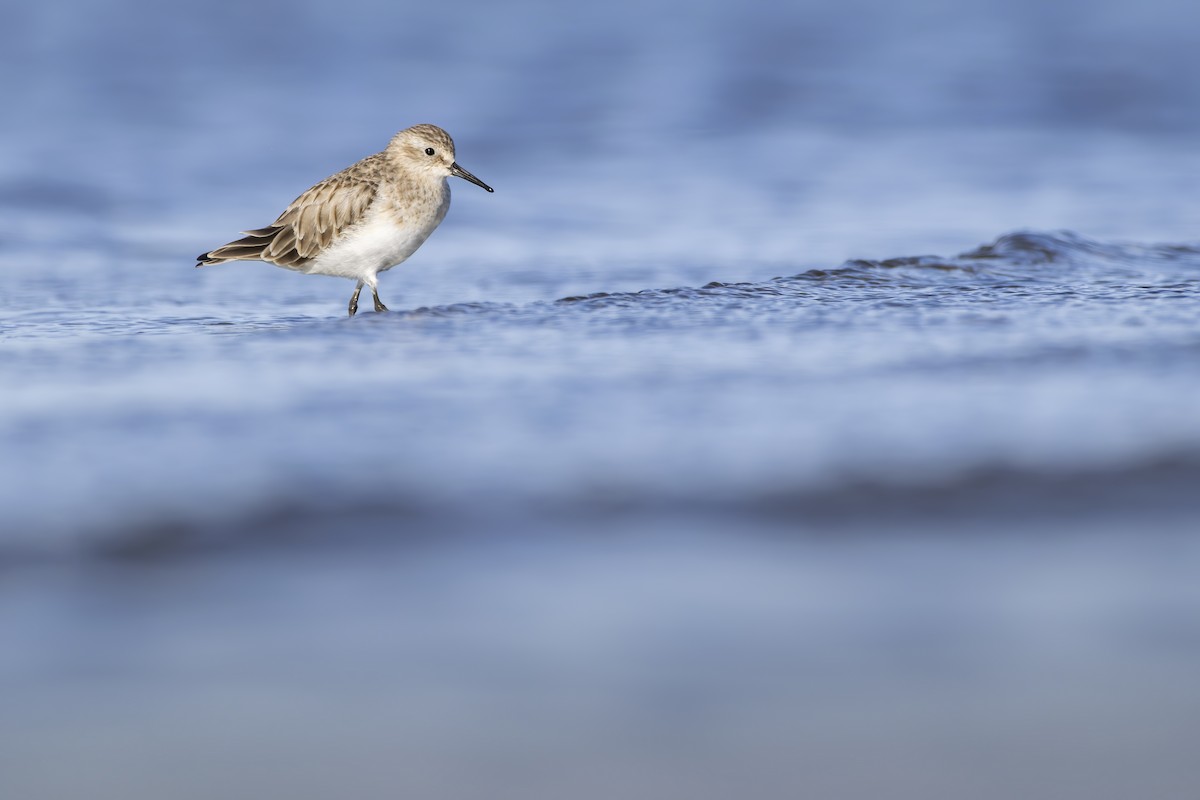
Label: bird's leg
xmin=372 ymin=286 xmax=388 ymax=313
xmin=348 ymin=281 xmax=364 ymax=317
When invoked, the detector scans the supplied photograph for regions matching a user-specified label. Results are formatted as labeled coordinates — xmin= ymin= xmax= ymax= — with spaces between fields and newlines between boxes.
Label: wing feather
xmin=197 ymin=154 xmax=383 ymax=268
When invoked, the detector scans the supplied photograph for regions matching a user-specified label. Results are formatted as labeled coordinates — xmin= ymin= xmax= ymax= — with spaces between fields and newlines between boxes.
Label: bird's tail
xmin=196 ymin=227 xmax=279 ymax=267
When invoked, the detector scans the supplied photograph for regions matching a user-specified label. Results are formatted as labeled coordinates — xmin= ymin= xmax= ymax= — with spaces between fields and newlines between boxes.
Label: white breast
xmin=303 ymin=181 xmax=450 ymax=282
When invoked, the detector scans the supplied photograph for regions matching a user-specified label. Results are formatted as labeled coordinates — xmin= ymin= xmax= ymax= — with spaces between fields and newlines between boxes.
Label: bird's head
xmin=390 ymin=124 xmax=493 ymax=192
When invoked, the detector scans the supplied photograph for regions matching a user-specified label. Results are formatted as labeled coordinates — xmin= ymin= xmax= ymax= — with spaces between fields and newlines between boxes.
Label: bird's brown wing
xmin=197 ymin=155 xmax=383 ymax=268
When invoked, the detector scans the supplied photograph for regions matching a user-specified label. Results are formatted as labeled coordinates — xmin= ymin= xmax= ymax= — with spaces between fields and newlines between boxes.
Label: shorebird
xmin=197 ymin=124 xmax=493 ymax=316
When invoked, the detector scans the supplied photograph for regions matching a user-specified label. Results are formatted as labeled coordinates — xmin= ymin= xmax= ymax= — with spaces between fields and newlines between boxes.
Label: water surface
xmin=3 ymin=1 xmax=1200 ymax=798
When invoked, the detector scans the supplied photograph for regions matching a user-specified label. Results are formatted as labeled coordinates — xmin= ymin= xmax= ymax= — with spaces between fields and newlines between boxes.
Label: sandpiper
xmin=197 ymin=124 xmax=493 ymax=316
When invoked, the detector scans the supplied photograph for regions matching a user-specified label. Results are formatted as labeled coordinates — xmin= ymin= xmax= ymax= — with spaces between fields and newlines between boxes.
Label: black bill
xmin=450 ymin=163 xmax=494 ymax=192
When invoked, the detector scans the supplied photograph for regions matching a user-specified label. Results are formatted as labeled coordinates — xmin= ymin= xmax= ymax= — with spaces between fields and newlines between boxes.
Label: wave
xmin=4 ymin=230 xmax=1200 ymax=566
xmin=5 ymin=451 xmax=1200 ymax=567
xmin=545 ymin=231 xmax=1200 ymax=314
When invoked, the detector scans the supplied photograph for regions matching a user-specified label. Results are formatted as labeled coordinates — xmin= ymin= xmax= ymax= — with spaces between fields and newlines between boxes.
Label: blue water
xmin=4 ymin=1 xmax=1200 ymax=798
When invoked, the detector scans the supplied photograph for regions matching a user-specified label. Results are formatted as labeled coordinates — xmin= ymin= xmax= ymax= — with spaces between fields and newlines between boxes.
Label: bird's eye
xmin=425 ymin=147 xmax=436 ymax=156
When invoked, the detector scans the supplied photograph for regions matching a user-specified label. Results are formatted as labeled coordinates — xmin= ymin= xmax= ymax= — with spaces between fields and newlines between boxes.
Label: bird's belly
xmin=302 ymin=215 xmax=439 ymax=280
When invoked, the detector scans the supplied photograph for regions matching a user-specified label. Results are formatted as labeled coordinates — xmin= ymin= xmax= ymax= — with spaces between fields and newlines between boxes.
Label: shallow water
xmin=4 ymin=0 xmax=1200 ymax=798
xmin=4 ymin=229 xmax=1200 ymax=555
